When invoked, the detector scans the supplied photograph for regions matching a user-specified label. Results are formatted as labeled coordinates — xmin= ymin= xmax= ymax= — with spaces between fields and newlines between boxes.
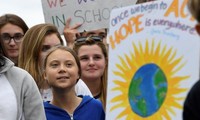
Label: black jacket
xmin=183 ymin=80 xmax=200 ymax=120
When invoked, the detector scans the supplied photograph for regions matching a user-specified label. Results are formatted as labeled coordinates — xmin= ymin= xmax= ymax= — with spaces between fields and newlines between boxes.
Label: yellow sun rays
xmin=109 ymin=39 xmax=189 ymax=120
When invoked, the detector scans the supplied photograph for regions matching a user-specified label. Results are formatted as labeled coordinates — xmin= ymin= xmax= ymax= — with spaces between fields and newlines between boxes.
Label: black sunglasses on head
xmin=75 ymin=36 xmax=103 ymax=43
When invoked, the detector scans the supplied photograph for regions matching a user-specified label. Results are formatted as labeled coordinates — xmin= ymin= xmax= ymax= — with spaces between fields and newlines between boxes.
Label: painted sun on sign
xmin=109 ymin=39 xmax=190 ymax=119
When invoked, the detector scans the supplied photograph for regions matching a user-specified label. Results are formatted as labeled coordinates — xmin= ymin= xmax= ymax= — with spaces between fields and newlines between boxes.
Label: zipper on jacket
xmin=69 ymin=113 xmax=73 ymax=120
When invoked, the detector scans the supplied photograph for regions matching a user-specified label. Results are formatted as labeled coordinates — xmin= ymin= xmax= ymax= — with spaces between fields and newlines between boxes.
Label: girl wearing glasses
xmin=43 ymin=45 xmax=105 ymax=120
xmin=73 ymin=36 xmax=108 ymax=109
xmin=0 ymin=14 xmax=28 ymax=66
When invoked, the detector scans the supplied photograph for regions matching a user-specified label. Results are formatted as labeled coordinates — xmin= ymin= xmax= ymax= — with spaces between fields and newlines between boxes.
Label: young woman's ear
xmin=195 ymin=23 xmax=200 ymax=35
xmin=42 ymin=71 xmax=47 ymax=81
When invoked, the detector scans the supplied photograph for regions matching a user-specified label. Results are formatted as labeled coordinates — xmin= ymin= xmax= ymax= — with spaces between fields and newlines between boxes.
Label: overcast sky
xmin=0 ymin=0 xmax=45 ymax=28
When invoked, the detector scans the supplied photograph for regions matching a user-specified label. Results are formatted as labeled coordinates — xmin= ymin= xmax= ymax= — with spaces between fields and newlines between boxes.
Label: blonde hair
xmin=188 ymin=0 xmax=200 ymax=22
xmin=18 ymin=23 xmax=63 ymax=89
xmin=73 ymin=38 xmax=108 ymax=109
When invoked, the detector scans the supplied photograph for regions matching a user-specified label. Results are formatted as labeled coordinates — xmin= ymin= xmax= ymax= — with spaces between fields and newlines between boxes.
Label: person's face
xmin=44 ymin=49 xmax=79 ymax=90
xmin=39 ymin=33 xmax=61 ymax=66
xmin=82 ymin=29 xmax=107 ymax=45
xmin=0 ymin=23 xmax=24 ymax=61
xmin=78 ymin=44 xmax=106 ymax=81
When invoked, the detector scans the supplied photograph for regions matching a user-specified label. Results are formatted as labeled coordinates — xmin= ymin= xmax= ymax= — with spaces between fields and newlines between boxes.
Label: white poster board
xmin=106 ymin=0 xmax=200 ymax=119
xmin=41 ymin=0 xmax=137 ymax=33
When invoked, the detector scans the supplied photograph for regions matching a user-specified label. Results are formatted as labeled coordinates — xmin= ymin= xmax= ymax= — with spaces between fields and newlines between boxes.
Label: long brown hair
xmin=188 ymin=0 xmax=200 ymax=22
xmin=18 ymin=23 xmax=63 ymax=89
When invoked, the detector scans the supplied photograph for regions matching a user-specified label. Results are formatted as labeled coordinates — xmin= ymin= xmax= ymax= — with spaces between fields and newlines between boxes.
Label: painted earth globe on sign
xmin=128 ymin=63 xmax=167 ymax=117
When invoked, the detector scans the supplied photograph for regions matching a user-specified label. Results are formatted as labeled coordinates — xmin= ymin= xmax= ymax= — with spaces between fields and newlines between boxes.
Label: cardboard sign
xmin=106 ymin=0 xmax=200 ymax=119
xmin=41 ymin=0 xmax=137 ymax=33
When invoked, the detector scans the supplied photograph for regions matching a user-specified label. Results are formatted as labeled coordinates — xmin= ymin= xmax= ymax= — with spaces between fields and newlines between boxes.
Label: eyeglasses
xmin=75 ymin=36 xmax=103 ymax=43
xmin=1 ymin=33 xmax=24 ymax=44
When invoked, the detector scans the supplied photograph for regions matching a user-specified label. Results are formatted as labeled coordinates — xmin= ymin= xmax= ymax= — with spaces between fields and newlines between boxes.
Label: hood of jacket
xmin=0 ymin=57 xmax=14 ymax=74
xmin=44 ymin=95 xmax=93 ymax=110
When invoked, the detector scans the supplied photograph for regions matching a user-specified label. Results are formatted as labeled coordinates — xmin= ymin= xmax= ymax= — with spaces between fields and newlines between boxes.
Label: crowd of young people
xmin=1 ymin=0 xmax=199 ymax=119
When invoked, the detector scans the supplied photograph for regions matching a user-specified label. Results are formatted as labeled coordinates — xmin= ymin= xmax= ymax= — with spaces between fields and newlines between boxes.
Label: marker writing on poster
xmin=77 ymin=0 xmax=95 ymax=4
xmin=47 ymin=0 xmax=67 ymax=8
xmin=164 ymin=0 xmax=194 ymax=21
xmin=109 ymin=14 xmax=144 ymax=49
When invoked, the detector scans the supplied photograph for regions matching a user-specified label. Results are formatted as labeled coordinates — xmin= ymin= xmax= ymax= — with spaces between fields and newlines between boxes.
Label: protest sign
xmin=106 ymin=0 xmax=200 ymax=119
xmin=41 ymin=0 xmax=137 ymax=33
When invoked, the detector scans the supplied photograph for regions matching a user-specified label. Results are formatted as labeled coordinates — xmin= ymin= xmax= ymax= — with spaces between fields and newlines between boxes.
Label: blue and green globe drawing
xmin=128 ymin=63 xmax=167 ymax=117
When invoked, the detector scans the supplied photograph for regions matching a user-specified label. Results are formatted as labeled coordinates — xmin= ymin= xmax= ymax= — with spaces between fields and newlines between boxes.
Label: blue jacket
xmin=44 ymin=96 xmax=105 ymax=120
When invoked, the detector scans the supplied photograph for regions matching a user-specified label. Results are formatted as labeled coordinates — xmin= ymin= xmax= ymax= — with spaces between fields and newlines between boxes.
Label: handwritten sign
xmin=41 ymin=0 xmax=137 ymax=33
xmin=106 ymin=0 xmax=200 ymax=119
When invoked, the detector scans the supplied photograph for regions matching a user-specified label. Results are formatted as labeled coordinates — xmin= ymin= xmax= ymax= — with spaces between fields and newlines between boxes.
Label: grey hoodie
xmin=0 ymin=57 xmax=46 ymax=120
